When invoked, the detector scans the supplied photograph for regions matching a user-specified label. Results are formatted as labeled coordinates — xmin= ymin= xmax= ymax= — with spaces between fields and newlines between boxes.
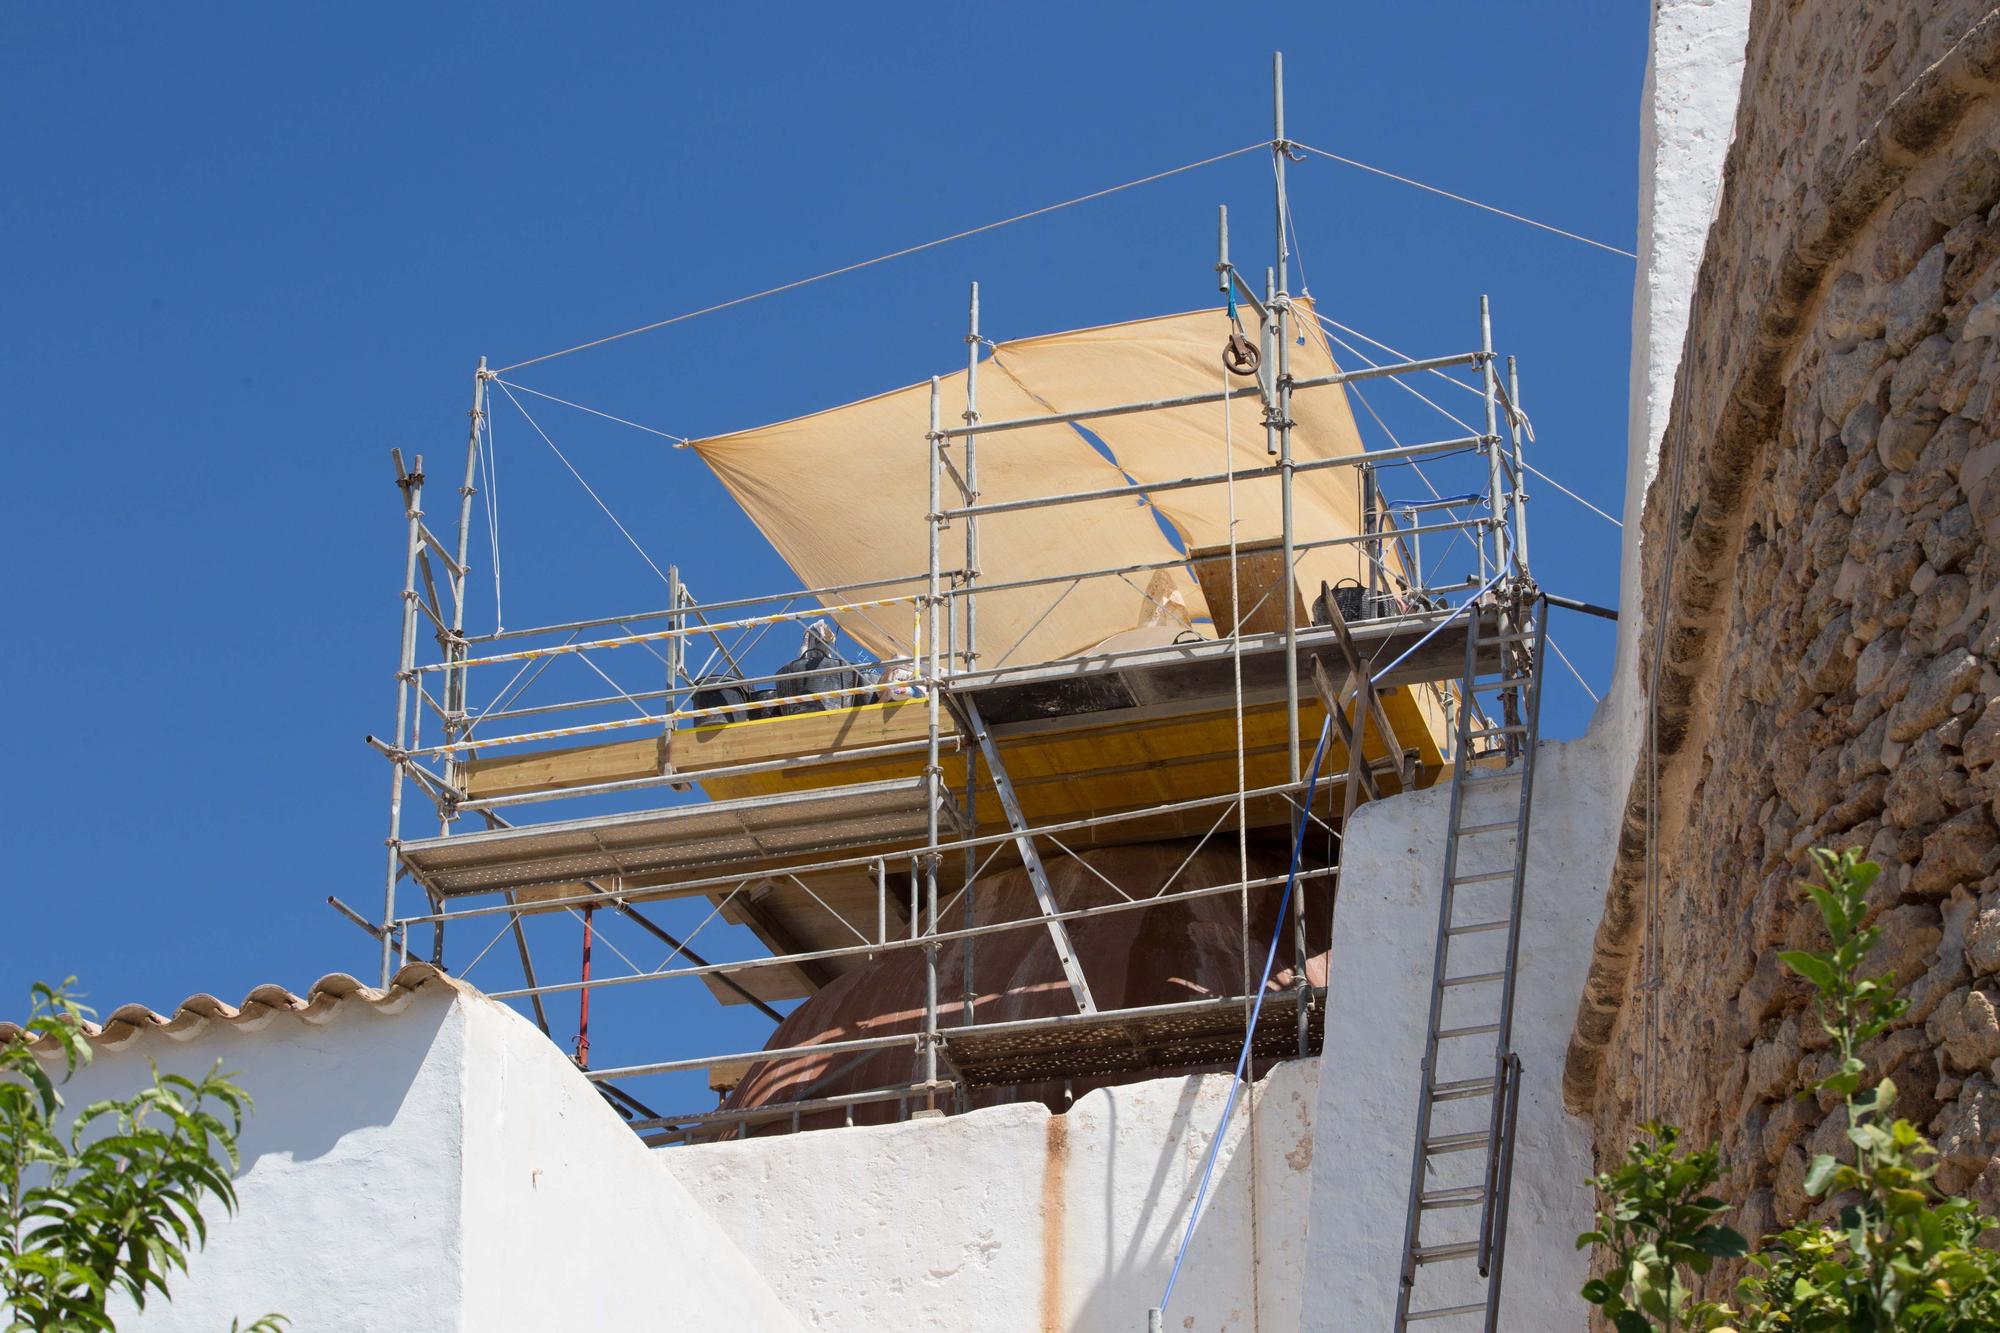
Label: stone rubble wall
xmin=1568 ymin=0 xmax=2000 ymax=1275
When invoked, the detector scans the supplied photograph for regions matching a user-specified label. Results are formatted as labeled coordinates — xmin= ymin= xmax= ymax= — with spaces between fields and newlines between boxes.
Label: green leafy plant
xmin=1578 ymin=1123 xmax=1747 ymax=1331
xmin=1727 ymin=848 xmax=2000 ymax=1330
xmin=1 ymin=980 xmax=285 ymax=1333
xmin=1578 ymin=850 xmax=2000 ymax=1331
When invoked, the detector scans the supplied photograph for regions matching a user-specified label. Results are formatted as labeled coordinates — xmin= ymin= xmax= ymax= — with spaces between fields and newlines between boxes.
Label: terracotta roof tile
xmin=0 ymin=962 xmax=450 ymax=1054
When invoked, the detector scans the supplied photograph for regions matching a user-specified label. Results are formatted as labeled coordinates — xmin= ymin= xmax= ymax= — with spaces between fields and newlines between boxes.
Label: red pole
xmin=574 ymin=905 xmax=594 ymax=1068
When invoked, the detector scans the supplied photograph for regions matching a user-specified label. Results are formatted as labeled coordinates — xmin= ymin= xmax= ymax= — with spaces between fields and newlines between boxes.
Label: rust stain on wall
xmin=1040 ymin=1113 xmax=1069 ymax=1332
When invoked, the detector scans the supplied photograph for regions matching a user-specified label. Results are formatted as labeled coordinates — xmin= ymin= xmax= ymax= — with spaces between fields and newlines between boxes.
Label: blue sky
xmin=1 ymin=3 xmax=1644 ymax=1108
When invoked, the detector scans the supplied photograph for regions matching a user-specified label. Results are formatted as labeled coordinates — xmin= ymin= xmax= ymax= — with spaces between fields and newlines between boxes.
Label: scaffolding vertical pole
xmin=1261 ymin=268 xmax=1278 ymax=459
xmin=1272 ymin=51 xmax=1291 ymax=293
xmin=440 ymin=360 xmax=488 ymax=816
xmin=1507 ymin=356 xmax=1529 ymax=578
xmin=1481 ymin=298 xmax=1502 ymax=578
xmin=666 ymin=565 xmax=683 ymax=702
xmin=875 ymin=857 xmax=887 ymax=956
xmin=381 ymin=452 xmax=426 ymax=986
xmin=924 ymin=376 xmax=944 ymax=1108
xmin=574 ymin=903 xmax=594 ymax=1069
xmin=1362 ymin=464 xmax=1379 ymax=615
xmin=1274 ymin=54 xmax=1301 ymax=785
xmin=962 ymin=282 xmax=982 ymax=1024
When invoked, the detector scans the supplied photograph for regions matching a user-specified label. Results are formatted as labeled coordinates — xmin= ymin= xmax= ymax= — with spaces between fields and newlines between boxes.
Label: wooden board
xmin=462 ymin=735 xmax=665 ymax=800
xmin=1187 ymin=538 xmax=1311 ymax=637
xmin=461 ymin=699 xmax=932 ymax=800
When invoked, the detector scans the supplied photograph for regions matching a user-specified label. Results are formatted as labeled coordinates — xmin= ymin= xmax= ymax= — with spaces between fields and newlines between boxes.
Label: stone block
xmin=1868 ymin=902 xmax=1945 ymax=987
xmin=1820 ymin=338 xmax=1890 ymax=422
xmin=1886 ymin=245 xmax=1948 ymax=354
xmin=1906 ymin=889 xmax=1978 ymax=1025
xmin=1966 ymin=888 xmax=2000 ymax=977
xmin=1879 ymin=408 xmax=1945 ymax=472
xmin=1920 ymin=505 xmax=1978 ymax=577
xmin=1933 ymin=1077 xmax=2000 ymax=1194
xmin=1890 ymin=651 xmax=1984 ymax=741
xmin=1912 ymin=807 xmax=1999 ymax=896
xmin=1930 ymin=987 xmax=2000 ymax=1071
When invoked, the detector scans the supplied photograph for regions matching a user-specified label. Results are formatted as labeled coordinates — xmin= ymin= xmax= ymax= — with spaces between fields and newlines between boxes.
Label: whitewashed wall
xmin=38 ymin=986 xmax=800 ymax=1333
xmin=1301 ymin=735 xmax=1620 ymax=1330
xmin=1607 ymin=0 xmax=1753 ymax=746
xmin=73 ymin=986 xmax=470 ymax=1333
xmin=666 ymin=1060 xmax=1320 ymax=1333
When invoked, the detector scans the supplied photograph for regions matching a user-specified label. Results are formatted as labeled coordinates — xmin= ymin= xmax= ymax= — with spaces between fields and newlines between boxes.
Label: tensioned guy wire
xmin=494 ymin=137 xmax=1633 ymax=375
xmin=1292 ymin=141 xmax=1639 ymax=259
xmin=494 ymin=378 xmax=691 ymax=444
xmin=493 ymin=380 xmax=676 ymax=588
xmin=494 ymin=142 xmax=1271 ymax=374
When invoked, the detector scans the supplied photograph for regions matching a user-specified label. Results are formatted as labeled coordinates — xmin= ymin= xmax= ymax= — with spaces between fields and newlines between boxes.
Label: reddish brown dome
xmin=717 ymin=836 xmax=1331 ymax=1135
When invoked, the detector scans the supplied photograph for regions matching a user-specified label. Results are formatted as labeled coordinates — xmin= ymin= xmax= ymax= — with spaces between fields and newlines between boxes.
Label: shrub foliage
xmin=1 ymin=981 xmax=283 ymax=1333
xmin=1580 ymin=850 xmax=2000 ymax=1331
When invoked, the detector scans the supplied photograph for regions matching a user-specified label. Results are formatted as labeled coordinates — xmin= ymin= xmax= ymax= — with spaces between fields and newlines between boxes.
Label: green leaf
xmin=1779 ymin=950 xmax=1838 ymax=993
xmin=1804 ymin=1153 xmax=1841 ymax=1197
xmin=1691 ymin=1225 xmax=1750 ymax=1258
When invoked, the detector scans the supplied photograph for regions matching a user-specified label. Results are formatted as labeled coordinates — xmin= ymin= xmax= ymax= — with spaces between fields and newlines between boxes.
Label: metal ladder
xmin=1392 ymin=595 xmax=1547 ymax=1329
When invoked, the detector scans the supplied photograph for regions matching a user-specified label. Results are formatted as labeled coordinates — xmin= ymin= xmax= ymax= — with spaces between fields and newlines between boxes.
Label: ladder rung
xmin=1468 ymin=676 xmax=1533 ymax=692
xmin=1435 ymin=1022 xmax=1501 ymax=1040
xmin=1406 ymin=1302 xmax=1489 ymax=1321
xmin=1424 ymin=1130 xmax=1490 ymax=1154
xmin=1430 ymin=1076 xmax=1499 ymax=1102
xmin=1466 ymin=723 xmax=1527 ymax=739
xmin=1456 ymin=820 xmax=1516 ymax=836
xmin=1442 ymin=970 xmax=1505 ymax=988
xmin=1453 ymin=869 xmax=1515 ymax=886
xmin=1447 ymin=918 xmax=1511 ymax=936
xmin=1484 ymin=630 xmax=1534 ymax=645
xmin=1420 ymin=1185 xmax=1487 ymax=1210
xmin=1414 ymin=1240 xmax=1482 ymax=1265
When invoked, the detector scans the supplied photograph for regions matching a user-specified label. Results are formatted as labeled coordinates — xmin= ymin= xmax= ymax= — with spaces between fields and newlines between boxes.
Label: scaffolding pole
xmin=963 ymin=281 xmax=982 ymax=1025
xmin=381 ymin=452 xmax=426 ymax=986
xmin=440 ymin=360 xmax=487 ymax=815
xmin=924 ymin=376 xmax=944 ymax=1108
xmin=1507 ymin=355 xmax=1529 ymax=576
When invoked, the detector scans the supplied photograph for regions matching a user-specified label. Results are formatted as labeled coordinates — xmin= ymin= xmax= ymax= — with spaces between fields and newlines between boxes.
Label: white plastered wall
xmin=1605 ymin=0 xmax=1753 ymax=747
xmin=1301 ymin=734 xmax=1621 ymax=1329
xmin=37 ymin=986 xmax=801 ymax=1333
xmin=664 ymin=1059 xmax=1320 ymax=1333
xmin=1296 ymin=3 xmax=1752 ymax=1325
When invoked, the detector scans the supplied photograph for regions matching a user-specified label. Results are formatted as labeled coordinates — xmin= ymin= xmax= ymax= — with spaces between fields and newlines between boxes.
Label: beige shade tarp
xmin=688 ymin=303 xmax=1385 ymax=669
xmin=984 ymin=302 xmax=1379 ymax=604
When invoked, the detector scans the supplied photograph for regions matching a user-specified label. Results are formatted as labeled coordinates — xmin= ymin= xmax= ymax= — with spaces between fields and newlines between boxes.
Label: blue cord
xmin=1157 ymin=713 xmax=1336 ymax=1316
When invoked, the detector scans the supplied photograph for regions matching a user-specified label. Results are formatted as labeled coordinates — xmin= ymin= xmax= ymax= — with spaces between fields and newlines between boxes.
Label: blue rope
xmin=1382 ymin=492 xmax=1483 ymax=509
xmin=1157 ymin=713 xmax=1336 ymax=1316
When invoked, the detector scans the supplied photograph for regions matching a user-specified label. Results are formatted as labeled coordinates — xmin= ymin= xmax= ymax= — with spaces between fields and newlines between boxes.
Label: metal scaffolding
xmin=341 ymin=64 xmax=1546 ymax=1325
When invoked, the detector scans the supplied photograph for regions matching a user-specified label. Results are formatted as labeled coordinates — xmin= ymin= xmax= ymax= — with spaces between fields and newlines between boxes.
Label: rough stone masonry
xmin=1566 ymin=0 xmax=2000 ymax=1287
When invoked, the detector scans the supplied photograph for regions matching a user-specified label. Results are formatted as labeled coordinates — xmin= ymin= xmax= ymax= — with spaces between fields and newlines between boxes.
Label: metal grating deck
xmin=942 ymin=990 xmax=1325 ymax=1088
xmin=951 ymin=606 xmax=1496 ymax=726
xmin=399 ymin=777 xmax=964 ymax=897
